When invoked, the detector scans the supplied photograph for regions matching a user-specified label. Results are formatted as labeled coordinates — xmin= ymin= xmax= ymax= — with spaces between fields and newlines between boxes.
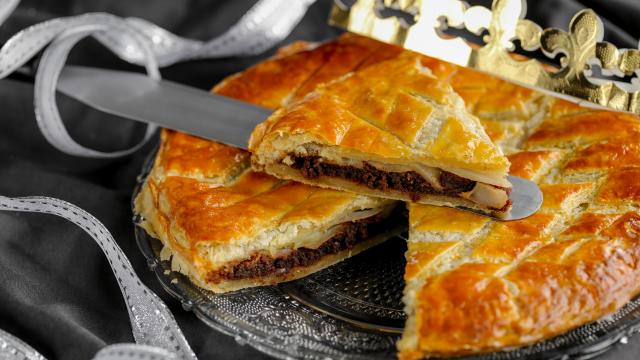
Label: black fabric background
xmin=0 ymin=1 xmax=638 ymax=359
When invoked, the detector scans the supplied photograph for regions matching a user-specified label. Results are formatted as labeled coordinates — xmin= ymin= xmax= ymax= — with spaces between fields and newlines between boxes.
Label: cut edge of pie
xmin=134 ymin=127 xmax=405 ymax=293
xmin=249 ymin=52 xmax=513 ymax=217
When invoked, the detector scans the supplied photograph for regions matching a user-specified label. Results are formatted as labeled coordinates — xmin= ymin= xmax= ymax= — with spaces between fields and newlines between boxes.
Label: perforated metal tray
xmin=133 ymin=148 xmax=640 ymax=360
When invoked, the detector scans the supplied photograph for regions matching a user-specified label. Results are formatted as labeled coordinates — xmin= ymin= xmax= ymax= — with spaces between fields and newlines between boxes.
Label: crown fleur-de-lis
xmin=487 ymin=0 xmax=525 ymax=50
xmin=330 ymin=0 xmax=640 ymax=115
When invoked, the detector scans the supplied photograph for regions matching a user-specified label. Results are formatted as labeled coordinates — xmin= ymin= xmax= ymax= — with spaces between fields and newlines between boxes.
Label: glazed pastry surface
xmin=141 ymin=33 xmax=640 ymax=357
xmin=248 ymin=50 xmax=512 ymax=215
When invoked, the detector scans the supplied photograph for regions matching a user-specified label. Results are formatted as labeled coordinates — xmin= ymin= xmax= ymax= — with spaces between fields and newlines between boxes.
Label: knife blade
xmin=56 ymin=65 xmax=272 ymax=150
xmin=53 ymin=65 xmax=541 ymax=221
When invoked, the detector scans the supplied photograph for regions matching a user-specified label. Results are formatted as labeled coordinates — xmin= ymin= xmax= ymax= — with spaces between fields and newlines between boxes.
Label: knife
xmin=8 ymin=65 xmax=542 ymax=220
xmin=56 ymin=66 xmax=272 ymax=150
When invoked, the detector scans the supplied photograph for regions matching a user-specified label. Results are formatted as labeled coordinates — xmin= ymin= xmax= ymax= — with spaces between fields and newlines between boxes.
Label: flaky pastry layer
xmin=248 ymin=52 xmax=512 ymax=215
xmin=135 ymin=129 xmax=401 ymax=293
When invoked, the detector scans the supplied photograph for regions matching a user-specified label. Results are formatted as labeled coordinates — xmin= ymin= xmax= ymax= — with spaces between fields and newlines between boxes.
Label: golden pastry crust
xmin=213 ymin=33 xmax=410 ymax=109
xmin=249 ymin=52 xmax=512 ymax=215
xmin=137 ymin=129 xmax=400 ymax=293
xmin=564 ymin=141 xmax=640 ymax=177
xmin=154 ymin=130 xmax=250 ymax=182
xmin=546 ymin=98 xmax=593 ymax=119
xmin=289 ymin=33 xmax=395 ymax=102
xmin=137 ymin=33 xmax=640 ymax=357
xmin=450 ymin=67 xmax=546 ymax=122
xmin=595 ymin=168 xmax=640 ymax=207
xmin=525 ymin=111 xmax=640 ymax=150
xmin=400 ymin=60 xmax=640 ymax=358
xmin=477 ymin=118 xmax=525 ymax=151
xmin=507 ymin=150 xmax=565 ymax=181
xmin=559 ymin=212 xmax=622 ymax=240
xmin=212 ymin=40 xmax=328 ymax=109
xmin=250 ymin=53 xmax=509 ymax=174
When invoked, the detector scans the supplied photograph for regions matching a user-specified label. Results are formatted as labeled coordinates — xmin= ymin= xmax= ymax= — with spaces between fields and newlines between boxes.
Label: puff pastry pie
xmin=135 ymin=130 xmax=402 ymax=293
xmin=249 ymin=52 xmax=513 ymax=216
xmin=138 ymin=32 xmax=640 ymax=358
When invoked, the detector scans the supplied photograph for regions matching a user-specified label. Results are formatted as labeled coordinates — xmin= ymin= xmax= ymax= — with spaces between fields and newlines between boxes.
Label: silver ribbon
xmin=33 ymin=16 xmax=161 ymax=158
xmin=92 ymin=344 xmax=178 ymax=360
xmin=102 ymin=0 xmax=318 ymax=67
xmin=0 ymin=196 xmax=197 ymax=360
xmin=0 ymin=0 xmax=316 ymax=157
xmin=0 ymin=334 xmax=182 ymax=360
xmin=0 ymin=0 xmax=18 ymax=25
xmin=0 ymin=328 xmax=46 ymax=360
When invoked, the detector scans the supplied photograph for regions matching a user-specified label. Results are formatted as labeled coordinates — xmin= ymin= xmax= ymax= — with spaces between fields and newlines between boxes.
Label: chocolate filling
xmin=289 ymin=155 xmax=476 ymax=201
xmin=205 ymin=206 xmax=403 ymax=284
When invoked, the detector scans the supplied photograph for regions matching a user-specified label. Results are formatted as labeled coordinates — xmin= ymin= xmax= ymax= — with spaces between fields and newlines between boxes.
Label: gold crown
xmin=330 ymin=0 xmax=640 ymax=115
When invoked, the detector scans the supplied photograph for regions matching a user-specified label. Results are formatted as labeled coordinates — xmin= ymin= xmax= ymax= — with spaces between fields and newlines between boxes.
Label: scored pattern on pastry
xmin=249 ymin=51 xmax=514 ymax=216
xmin=401 ymin=86 xmax=640 ymax=358
xmin=141 ymin=32 xmax=640 ymax=358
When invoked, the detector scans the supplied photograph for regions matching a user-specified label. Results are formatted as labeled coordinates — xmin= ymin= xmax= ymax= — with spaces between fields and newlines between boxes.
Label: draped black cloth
xmin=0 ymin=1 xmax=638 ymax=359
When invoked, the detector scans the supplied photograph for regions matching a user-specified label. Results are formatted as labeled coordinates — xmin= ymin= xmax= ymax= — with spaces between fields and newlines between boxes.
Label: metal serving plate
xmin=132 ymin=147 xmax=640 ymax=360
